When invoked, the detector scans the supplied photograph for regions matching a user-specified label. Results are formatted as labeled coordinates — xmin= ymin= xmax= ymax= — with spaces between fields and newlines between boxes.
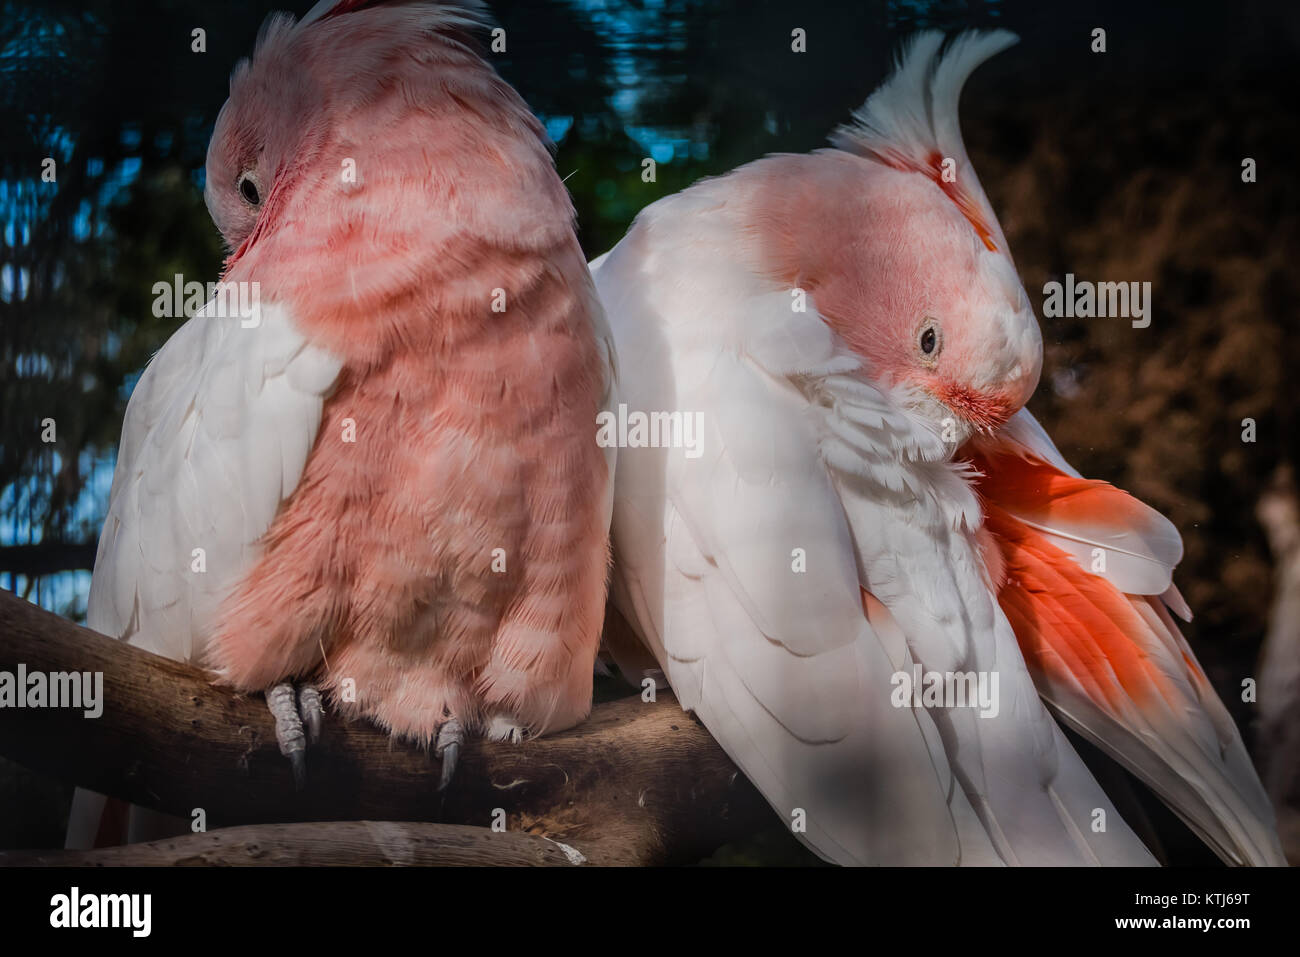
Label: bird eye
xmin=237 ymin=172 xmax=261 ymax=207
xmin=917 ymin=318 xmax=942 ymax=363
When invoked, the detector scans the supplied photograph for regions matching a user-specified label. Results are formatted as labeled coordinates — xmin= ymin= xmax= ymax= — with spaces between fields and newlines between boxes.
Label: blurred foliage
xmin=0 ymin=0 xmax=1297 ymax=858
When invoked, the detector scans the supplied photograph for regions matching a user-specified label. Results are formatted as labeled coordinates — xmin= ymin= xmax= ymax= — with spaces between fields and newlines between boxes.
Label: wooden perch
xmin=0 ymin=821 xmax=584 ymax=866
xmin=0 ymin=591 xmax=774 ymax=865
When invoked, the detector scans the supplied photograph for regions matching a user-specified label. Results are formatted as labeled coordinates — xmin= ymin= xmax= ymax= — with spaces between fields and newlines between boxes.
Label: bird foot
xmin=266 ymin=681 xmax=325 ymax=790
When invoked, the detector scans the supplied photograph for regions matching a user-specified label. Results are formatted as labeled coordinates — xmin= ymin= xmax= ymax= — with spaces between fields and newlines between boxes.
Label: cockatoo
xmin=67 ymin=0 xmax=615 ymax=847
xmin=592 ymin=31 xmax=1285 ymax=865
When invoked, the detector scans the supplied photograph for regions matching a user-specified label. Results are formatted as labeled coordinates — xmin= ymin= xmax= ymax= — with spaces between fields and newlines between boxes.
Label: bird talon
xmin=435 ymin=717 xmax=465 ymax=791
xmin=267 ymin=681 xmax=320 ymax=790
xmin=437 ymin=742 xmax=460 ymax=792
xmin=298 ymin=684 xmax=324 ymax=745
xmin=288 ymin=748 xmax=307 ymax=792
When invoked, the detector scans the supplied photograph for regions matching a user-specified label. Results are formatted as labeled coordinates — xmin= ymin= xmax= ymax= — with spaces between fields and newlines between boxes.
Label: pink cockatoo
xmin=592 ymin=31 xmax=1285 ymax=865
xmin=67 ymin=0 xmax=616 ymax=847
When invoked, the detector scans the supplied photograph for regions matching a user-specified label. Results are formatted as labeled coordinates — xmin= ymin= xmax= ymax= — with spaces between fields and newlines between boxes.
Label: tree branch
xmin=0 ymin=591 xmax=774 ymax=865
xmin=0 ymin=821 xmax=584 ymax=866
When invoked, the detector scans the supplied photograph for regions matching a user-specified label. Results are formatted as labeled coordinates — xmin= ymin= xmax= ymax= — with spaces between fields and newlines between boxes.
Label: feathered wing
xmin=68 ymin=299 xmax=340 ymax=850
xmin=971 ymin=410 xmax=1287 ymax=866
xmin=87 ymin=299 xmax=342 ymax=661
xmin=593 ymin=186 xmax=1154 ymax=865
xmin=843 ymin=30 xmax=1281 ymax=863
xmin=594 ymin=217 xmax=983 ymax=866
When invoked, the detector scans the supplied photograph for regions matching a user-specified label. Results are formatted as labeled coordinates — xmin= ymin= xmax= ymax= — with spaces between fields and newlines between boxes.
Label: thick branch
xmin=0 ymin=821 xmax=582 ymax=866
xmin=0 ymin=591 xmax=773 ymax=865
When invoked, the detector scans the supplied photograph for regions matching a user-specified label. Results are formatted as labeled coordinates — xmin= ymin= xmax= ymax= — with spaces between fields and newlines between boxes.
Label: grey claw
xmin=435 ymin=717 xmax=465 ymax=792
xmin=438 ymin=742 xmax=460 ymax=791
xmin=267 ymin=682 xmax=308 ymax=789
xmin=288 ymin=748 xmax=307 ymax=792
xmin=298 ymin=684 xmax=324 ymax=744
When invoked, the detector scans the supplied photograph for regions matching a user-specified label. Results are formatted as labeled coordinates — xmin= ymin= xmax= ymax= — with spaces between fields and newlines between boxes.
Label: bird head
xmin=206 ymin=0 xmax=488 ymax=259
xmin=833 ymin=31 xmax=1041 ymax=441
xmin=742 ymin=31 xmax=1041 ymax=445
xmin=837 ymin=162 xmax=1042 ymax=440
xmin=202 ymin=1 xmax=573 ymax=359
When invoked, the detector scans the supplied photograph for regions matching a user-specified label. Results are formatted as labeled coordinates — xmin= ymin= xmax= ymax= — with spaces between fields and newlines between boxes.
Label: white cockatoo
xmin=591 ymin=31 xmax=1285 ymax=865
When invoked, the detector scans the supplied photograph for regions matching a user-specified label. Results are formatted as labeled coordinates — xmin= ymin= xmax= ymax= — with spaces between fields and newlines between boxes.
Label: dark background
xmin=1 ymin=0 xmax=1297 ymax=862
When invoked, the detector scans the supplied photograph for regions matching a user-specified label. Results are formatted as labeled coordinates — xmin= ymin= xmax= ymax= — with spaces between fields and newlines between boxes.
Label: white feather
xmin=86 ymin=298 xmax=343 ymax=663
